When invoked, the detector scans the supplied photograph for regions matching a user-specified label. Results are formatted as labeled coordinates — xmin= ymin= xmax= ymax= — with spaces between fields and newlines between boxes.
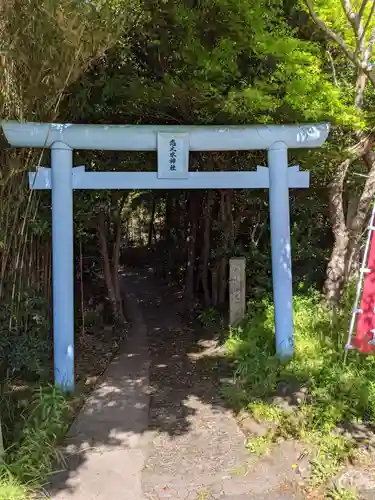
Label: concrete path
xmin=44 ymin=269 xmax=306 ymax=500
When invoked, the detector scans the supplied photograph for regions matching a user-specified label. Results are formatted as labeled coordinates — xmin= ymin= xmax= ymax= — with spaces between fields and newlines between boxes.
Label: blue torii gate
xmin=1 ymin=121 xmax=330 ymax=391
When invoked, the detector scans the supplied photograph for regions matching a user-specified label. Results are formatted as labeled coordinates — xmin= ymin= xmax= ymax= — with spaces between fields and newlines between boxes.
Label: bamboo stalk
xmin=79 ymin=237 xmax=85 ymax=337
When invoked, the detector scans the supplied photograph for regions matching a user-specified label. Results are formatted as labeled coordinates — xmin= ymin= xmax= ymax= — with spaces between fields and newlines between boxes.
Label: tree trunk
xmin=147 ymin=196 xmax=156 ymax=247
xmin=0 ymin=415 xmax=4 ymax=461
xmin=324 ymin=230 xmax=349 ymax=304
xmin=346 ymin=151 xmax=375 ymax=276
xmin=184 ymin=193 xmax=200 ymax=307
xmin=324 ymin=158 xmax=351 ymax=303
xmin=218 ymin=190 xmax=234 ymax=305
xmin=112 ymin=209 xmax=125 ymax=323
xmin=323 ymin=64 xmax=374 ymax=302
xmin=0 ymin=383 xmax=4 ymax=459
xmin=98 ymin=213 xmax=117 ymax=314
xmin=324 ymin=139 xmax=375 ymax=303
xmin=211 ymin=267 xmax=218 ymax=307
xmin=202 ymin=191 xmax=213 ymax=306
xmin=346 ymin=239 xmax=361 ymax=280
xmin=97 ymin=212 xmax=124 ymax=323
xmin=163 ymin=194 xmax=173 ymax=282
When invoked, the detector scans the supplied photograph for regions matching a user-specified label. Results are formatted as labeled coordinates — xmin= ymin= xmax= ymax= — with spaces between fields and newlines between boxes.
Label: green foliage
xmin=69 ymin=0 xmax=358 ymax=128
xmin=326 ymin=485 xmax=359 ymax=500
xmin=248 ymin=401 xmax=284 ymax=423
xmin=0 ymin=477 xmax=28 ymax=500
xmin=225 ymin=288 xmax=375 ymax=486
xmin=0 ymin=385 xmax=70 ymax=495
xmin=0 ymin=290 xmax=51 ymax=380
xmin=309 ymin=433 xmax=353 ymax=488
xmin=197 ymin=307 xmax=220 ymax=328
xmin=0 ymin=0 xmax=139 ymax=119
xmin=246 ymin=434 xmax=272 ymax=456
xmin=305 ymin=0 xmax=375 ymax=57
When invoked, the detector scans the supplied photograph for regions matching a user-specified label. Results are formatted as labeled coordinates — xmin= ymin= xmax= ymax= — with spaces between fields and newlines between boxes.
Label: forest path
xmin=45 ymin=268 xmax=306 ymax=500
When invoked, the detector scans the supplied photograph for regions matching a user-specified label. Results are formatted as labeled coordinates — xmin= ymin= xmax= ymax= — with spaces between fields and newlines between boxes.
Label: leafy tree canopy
xmin=67 ymin=0 xmax=359 ymax=128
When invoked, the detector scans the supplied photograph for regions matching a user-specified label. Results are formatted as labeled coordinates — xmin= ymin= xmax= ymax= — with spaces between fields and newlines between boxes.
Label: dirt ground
xmin=44 ymin=269 xmax=322 ymax=500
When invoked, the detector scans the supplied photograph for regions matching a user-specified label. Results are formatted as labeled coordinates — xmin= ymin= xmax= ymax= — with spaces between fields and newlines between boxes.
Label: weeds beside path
xmin=0 ymin=386 xmax=72 ymax=500
xmin=0 ymin=314 xmax=128 ymax=500
xmin=224 ymin=289 xmax=375 ymax=499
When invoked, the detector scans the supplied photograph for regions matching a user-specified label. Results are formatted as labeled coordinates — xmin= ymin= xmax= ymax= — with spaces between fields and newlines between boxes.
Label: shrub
xmin=0 ymin=289 xmax=51 ymax=381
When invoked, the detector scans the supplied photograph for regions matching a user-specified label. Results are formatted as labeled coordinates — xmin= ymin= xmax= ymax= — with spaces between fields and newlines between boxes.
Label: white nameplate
xmin=157 ymin=133 xmax=189 ymax=179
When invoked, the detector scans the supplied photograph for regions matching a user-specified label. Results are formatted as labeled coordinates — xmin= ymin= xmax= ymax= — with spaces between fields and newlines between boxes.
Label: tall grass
xmin=0 ymin=0 xmax=129 ymax=328
xmin=0 ymin=386 xmax=71 ymax=499
xmin=225 ymin=287 xmax=375 ymax=489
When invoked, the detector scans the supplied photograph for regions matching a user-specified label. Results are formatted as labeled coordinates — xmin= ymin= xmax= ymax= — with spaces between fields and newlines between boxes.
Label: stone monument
xmin=229 ymin=257 xmax=246 ymax=326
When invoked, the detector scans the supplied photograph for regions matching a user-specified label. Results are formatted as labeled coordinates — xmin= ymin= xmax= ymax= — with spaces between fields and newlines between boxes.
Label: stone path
xmin=44 ymin=269 xmax=307 ymax=500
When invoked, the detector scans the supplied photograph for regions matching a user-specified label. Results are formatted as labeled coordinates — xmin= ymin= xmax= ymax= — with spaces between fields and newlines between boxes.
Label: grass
xmin=224 ymin=287 xmax=375 ymax=493
xmin=0 ymin=476 xmax=28 ymax=500
xmin=0 ymin=385 xmax=73 ymax=499
xmin=245 ymin=434 xmax=272 ymax=455
xmin=196 ymin=491 xmax=212 ymax=500
xmin=326 ymin=485 xmax=359 ymax=500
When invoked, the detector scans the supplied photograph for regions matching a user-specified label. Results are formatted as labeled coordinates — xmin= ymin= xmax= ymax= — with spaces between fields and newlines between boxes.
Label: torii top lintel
xmin=1 ymin=121 xmax=330 ymax=151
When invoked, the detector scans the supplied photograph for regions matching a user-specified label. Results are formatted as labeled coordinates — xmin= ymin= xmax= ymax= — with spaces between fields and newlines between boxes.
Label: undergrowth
xmin=224 ymin=287 xmax=374 ymax=494
xmin=0 ymin=385 xmax=72 ymax=499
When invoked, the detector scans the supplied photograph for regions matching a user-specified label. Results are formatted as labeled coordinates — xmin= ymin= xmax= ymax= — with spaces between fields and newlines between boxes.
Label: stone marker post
xmin=229 ymin=257 xmax=246 ymax=326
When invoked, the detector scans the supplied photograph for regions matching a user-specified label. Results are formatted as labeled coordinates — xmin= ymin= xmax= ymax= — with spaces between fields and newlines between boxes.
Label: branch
xmin=338 ymin=0 xmax=375 ymax=56
xmin=363 ymin=1 xmax=375 ymax=36
xmin=349 ymin=129 xmax=375 ymax=156
xmin=341 ymin=0 xmax=357 ymax=32
xmin=367 ymin=23 xmax=375 ymax=57
xmin=326 ymin=49 xmax=338 ymax=85
xmin=356 ymin=0 xmax=370 ymax=52
xmin=304 ymin=0 xmax=375 ymax=87
xmin=305 ymin=0 xmax=359 ymax=60
xmin=342 ymin=0 xmax=355 ymax=16
xmin=359 ymin=0 xmax=370 ymax=19
xmin=354 ymin=70 xmax=368 ymax=107
xmin=361 ymin=1 xmax=375 ymax=58
xmin=340 ymin=0 xmax=367 ymax=53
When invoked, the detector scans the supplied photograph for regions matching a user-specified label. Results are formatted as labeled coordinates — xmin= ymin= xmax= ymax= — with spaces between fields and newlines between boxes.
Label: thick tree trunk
xmin=324 ymin=231 xmax=349 ymax=304
xmin=346 ymin=239 xmax=361 ymax=280
xmin=324 ymin=159 xmax=351 ymax=303
xmin=323 ymin=66 xmax=374 ymax=303
xmin=346 ymin=152 xmax=375 ymax=276
xmin=324 ymin=139 xmax=375 ymax=303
